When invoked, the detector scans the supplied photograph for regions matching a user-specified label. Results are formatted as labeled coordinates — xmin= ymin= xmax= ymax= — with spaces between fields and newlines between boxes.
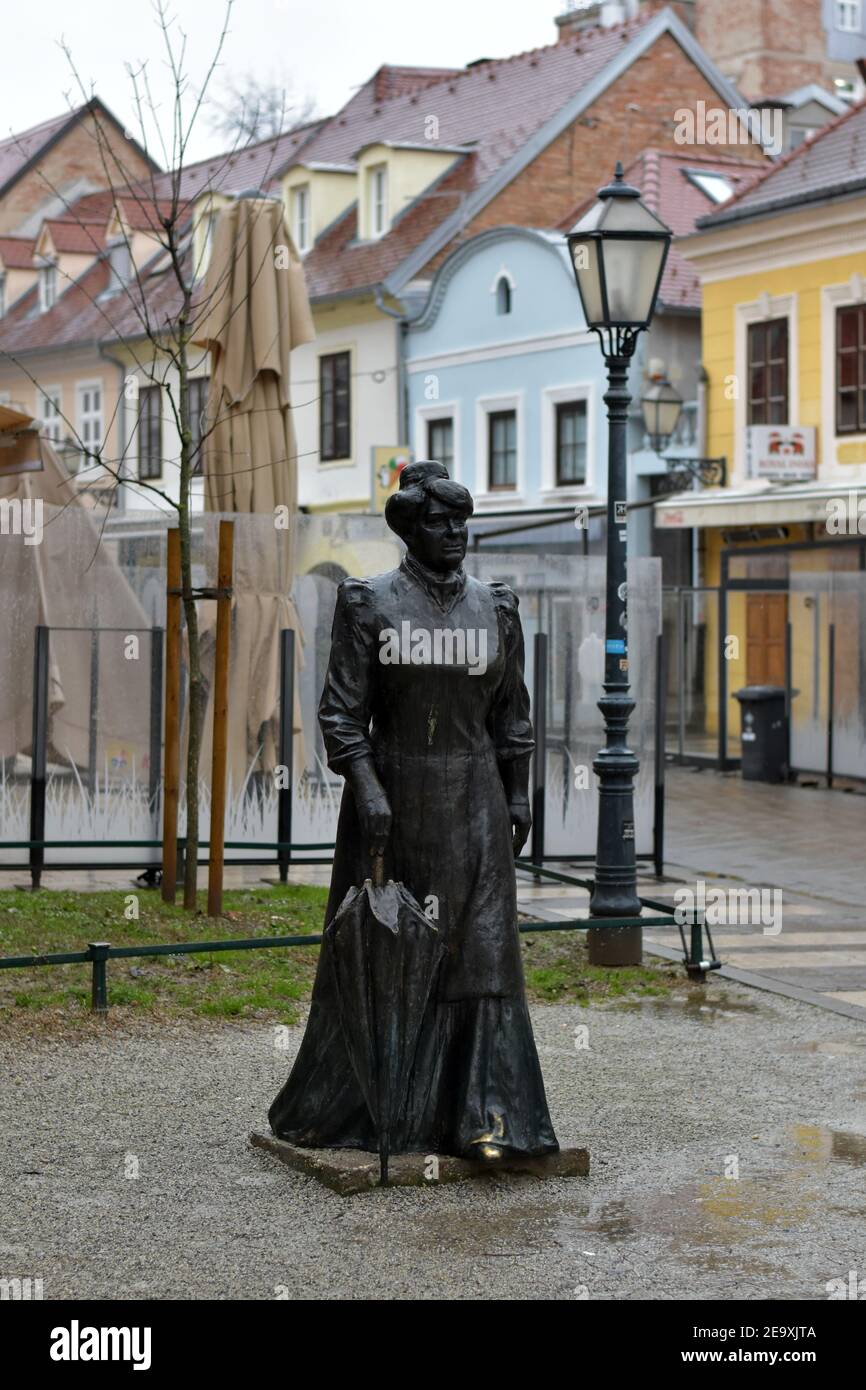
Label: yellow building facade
xmin=660 ymin=136 xmax=866 ymax=774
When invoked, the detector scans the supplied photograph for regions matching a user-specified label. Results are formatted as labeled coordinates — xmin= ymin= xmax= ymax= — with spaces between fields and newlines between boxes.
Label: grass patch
xmin=0 ymin=883 xmax=329 ymax=1035
xmin=0 ymin=885 xmax=690 ymax=1034
xmin=521 ymin=928 xmax=686 ymax=1006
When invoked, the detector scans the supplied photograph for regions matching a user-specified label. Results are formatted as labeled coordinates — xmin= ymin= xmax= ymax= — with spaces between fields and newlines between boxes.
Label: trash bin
xmin=733 ymin=685 xmax=788 ymax=783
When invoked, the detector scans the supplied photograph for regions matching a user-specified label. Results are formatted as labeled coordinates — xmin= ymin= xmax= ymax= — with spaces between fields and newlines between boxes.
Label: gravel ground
xmin=2 ymin=984 xmax=866 ymax=1301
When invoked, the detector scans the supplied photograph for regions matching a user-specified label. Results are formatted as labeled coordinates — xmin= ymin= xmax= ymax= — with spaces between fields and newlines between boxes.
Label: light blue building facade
xmin=404 ymin=225 xmax=700 ymax=572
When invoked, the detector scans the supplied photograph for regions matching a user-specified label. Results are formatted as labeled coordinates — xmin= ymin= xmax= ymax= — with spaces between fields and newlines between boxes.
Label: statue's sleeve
xmin=488 ymin=583 xmax=535 ymax=797
xmin=318 ymin=578 xmax=376 ymax=775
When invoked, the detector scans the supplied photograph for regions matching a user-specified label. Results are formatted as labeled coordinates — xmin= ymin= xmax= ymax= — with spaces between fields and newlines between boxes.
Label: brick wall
xmin=424 ymin=31 xmax=768 ymax=274
xmin=0 ymin=113 xmax=154 ymax=235
xmin=695 ymin=0 xmax=833 ymax=100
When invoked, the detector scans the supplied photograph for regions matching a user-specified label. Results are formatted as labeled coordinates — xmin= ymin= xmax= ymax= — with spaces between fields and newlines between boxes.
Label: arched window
xmin=495 ymin=275 xmax=512 ymax=315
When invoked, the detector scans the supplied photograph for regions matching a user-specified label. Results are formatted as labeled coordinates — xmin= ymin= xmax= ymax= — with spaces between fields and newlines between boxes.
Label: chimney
xmin=554 ymin=1 xmax=637 ymax=42
xmin=555 ymin=0 xmax=695 ymax=41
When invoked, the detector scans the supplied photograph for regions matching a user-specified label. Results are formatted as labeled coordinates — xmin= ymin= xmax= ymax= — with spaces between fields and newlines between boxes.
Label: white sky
xmin=4 ymin=0 xmax=570 ymax=163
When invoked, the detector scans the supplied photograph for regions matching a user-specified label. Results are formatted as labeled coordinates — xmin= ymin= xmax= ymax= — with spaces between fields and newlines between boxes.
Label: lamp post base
xmin=587 ymin=924 xmax=642 ymax=967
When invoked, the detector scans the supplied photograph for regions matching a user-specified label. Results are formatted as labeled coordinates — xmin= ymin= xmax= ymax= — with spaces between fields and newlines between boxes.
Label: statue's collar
xmin=401 ymin=552 xmax=467 ymax=613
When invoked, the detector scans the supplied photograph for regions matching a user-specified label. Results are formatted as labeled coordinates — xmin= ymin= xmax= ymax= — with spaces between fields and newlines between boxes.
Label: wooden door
xmin=746 ymin=593 xmax=788 ymax=686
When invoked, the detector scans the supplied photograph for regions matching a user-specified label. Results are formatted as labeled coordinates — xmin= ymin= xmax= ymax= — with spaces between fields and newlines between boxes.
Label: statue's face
xmin=411 ymin=498 xmax=468 ymax=572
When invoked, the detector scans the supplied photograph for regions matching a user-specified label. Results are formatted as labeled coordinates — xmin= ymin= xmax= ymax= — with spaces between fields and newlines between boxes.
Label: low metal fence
xmin=0 ymin=860 xmax=719 ymax=1012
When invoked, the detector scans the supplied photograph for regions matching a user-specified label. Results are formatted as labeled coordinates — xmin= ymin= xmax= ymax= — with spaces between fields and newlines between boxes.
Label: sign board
xmin=371 ymin=445 xmax=412 ymax=513
xmin=745 ymin=425 xmax=816 ymax=482
xmin=655 ymin=507 xmax=686 ymax=529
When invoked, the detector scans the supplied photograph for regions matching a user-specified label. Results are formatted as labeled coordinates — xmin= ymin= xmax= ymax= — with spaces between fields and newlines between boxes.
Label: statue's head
xmin=385 ymin=461 xmax=474 ymax=573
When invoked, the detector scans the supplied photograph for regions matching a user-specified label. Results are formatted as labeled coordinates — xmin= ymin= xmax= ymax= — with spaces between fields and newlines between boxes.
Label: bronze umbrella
xmin=325 ymin=855 xmax=446 ymax=1185
xmin=193 ymin=196 xmax=314 ymax=794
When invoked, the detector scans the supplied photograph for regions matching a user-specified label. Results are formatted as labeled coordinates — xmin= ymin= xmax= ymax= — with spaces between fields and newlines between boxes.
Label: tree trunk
xmin=182 ymin=588 xmax=202 ymax=909
xmin=176 ymin=319 xmax=201 ymax=911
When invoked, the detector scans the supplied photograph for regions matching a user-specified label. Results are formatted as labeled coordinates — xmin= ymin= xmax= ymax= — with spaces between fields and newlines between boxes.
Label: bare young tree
xmin=2 ymin=0 xmax=299 ymax=911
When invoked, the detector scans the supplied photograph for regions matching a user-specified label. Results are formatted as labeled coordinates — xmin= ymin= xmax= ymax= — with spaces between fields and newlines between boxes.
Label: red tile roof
xmin=113 ymin=197 xmax=178 ymax=232
xmin=290 ymin=11 xmax=686 ymax=299
xmin=301 ymin=153 xmax=477 ymax=300
xmin=697 ymin=96 xmax=866 ymax=227
xmin=0 ymin=235 xmax=35 ymax=268
xmin=0 ymin=8 xmax=760 ymax=347
xmin=371 ymin=65 xmax=464 ymax=102
xmin=42 ymin=219 xmax=107 ymax=254
xmin=294 ymin=16 xmax=655 ymax=183
xmin=145 ymin=120 xmax=328 ymax=205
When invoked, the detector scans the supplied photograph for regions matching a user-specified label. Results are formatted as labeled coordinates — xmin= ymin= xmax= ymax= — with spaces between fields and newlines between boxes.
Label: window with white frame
xmin=137 ymin=384 xmax=162 ymax=480
xmin=836 ymin=303 xmax=866 ymax=434
xmin=368 ymin=164 xmax=388 ymax=238
xmin=292 ymin=184 xmax=311 ymax=253
xmin=40 ymin=386 xmax=63 ymax=442
xmin=39 ymin=261 xmax=58 ymax=313
xmin=488 ymin=410 xmax=517 ymax=490
xmin=77 ymin=382 xmax=103 ymax=456
xmin=555 ymin=400 xmax=588 ymax=485
xmin=319 ymin=351 xmax=351 ymax=461
xmin=836 ymin=1 xmax=861 ymax=32
xmin=189 ymin=376 xmax=209 ymax=475
xmin=747 ymin=318 xmax=789 ymax=425
xmin=426 ymin=417 xmax=454 ymax=472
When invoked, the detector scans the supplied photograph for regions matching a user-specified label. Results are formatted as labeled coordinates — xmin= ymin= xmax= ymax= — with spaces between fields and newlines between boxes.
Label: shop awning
xmin=653 ymin=479 xmax=865 ymax=530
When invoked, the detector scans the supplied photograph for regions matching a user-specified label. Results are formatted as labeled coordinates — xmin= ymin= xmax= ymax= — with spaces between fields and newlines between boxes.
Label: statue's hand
xmin=347 ymin=758 xmax=392 ymax=856
xmin=509 ymin=797 xmax=532 ymax=858
xmin=356 ymin=785 xmax=392 ymax=857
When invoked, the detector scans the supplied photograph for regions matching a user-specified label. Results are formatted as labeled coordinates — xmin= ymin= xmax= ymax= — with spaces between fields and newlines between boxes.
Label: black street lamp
xmin=566 ymin=163 xmax=672 ymax=964
xmin=641 ymin=372 xmax=683 ymax=452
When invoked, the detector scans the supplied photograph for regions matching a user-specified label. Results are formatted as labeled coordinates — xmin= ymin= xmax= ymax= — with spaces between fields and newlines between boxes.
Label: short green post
xmin=687 ymin=918 xmax=706 ymax=982
xmin=87 ymin=942 xmax=110 ymax=1014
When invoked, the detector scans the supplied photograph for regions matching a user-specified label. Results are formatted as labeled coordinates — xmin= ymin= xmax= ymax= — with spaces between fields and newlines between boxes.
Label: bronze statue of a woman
xmin=269 ymin=461 xmax=558 ymax=1162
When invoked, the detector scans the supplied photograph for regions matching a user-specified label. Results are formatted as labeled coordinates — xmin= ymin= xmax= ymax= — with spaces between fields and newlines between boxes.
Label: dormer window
xmin=836 ymin=1 xmax=861 ymax=32
xmin=106 ymin=238 xmax=132 ymax=296
xmin=199 ymin=212 xmax=217 ymax=279
xmin=368 ymin=163 xmax=388 ymax=239
xmin=39 ymin=260 xmax=57 ymax=313
xmin=292 ymin=184 xmax=311 ymax=254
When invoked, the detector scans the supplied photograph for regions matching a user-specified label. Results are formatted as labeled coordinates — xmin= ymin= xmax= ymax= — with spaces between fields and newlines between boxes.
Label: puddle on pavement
xmin=583 ymin=1177 xmax=816 ymax=1246
xmin=611 ymin=991 xmax=769 ymax=1022
xmin=781 ymin=1038 xmax=866 ymax=1056
xmin=413 ymin=1201 xmax=590 ymax=1258
xmin=410 ymin=1124 xmax=866 ymax=1269
xmin=788 ymin=1122 xmax=866 ymax=1166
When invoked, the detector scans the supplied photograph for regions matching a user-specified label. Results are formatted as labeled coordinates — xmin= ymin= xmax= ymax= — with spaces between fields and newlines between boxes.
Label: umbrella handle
xmin=371 ymin=852 xmax=385 ymax=888
xmin=379 ymin=1131 xmax=389 ymax=1187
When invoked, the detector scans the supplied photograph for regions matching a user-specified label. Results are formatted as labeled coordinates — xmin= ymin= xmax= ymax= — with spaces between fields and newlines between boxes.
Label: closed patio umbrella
xmin=193 ymin=194 xmax=314 ymax=514
xmin=193 ymin=196 xmax=314 ymax=796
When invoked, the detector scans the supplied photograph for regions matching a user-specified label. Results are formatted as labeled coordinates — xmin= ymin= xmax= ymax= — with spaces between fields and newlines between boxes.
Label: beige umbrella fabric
xmin=193 ymin=197 xmax=314 ymax=793
xmin=193 ymin=196 xmax=314 ymax=514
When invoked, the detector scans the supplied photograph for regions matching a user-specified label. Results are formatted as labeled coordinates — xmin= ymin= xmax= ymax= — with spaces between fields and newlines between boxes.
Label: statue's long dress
xmin=269 ymin=556 xmax=558 ymax=1157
